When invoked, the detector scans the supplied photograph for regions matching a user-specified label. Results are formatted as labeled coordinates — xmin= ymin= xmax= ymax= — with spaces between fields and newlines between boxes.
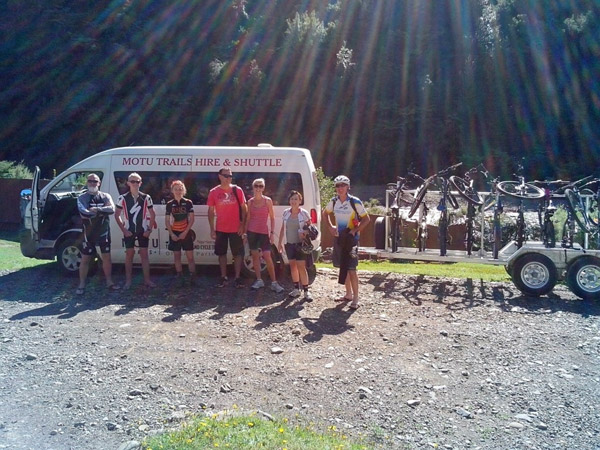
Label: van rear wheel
xmin=241 ymin=244 xmax=283 ymax=279
xmin=56 ymin=238 xmax=97 ymax=277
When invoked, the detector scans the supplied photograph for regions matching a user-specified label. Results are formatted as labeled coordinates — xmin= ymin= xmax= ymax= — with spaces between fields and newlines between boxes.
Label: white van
xmin=21 ymin=145 xmax=321 ymax=277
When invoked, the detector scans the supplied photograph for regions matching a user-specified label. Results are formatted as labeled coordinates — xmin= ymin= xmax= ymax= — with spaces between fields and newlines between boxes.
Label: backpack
xmin=232 ymin=185 xmax=242 ymax=221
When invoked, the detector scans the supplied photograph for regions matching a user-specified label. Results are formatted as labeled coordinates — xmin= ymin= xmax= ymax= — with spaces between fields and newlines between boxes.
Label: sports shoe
xmin=251 ymin=279 xmax=265 ymax=290
xmin=270 ymin=281 xmax=284 ymax=293
xmin=234 ymin=278 xmax=245 ymax=289
xmin=303 ymin=290 xmax=313 ymax=302
xmin=288 ymin=288 xmax=301 ymax=298
xmin=216 ymin=277 xmax=228 ymax=288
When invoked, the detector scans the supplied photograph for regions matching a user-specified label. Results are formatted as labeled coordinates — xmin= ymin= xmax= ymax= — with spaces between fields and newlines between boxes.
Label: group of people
xmin=75 ymin=169 xmax=370 ymax=310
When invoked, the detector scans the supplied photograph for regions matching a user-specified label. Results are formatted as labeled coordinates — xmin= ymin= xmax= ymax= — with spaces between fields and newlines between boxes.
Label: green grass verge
xmin=316 ymin=260 xmax=510 ymax=282
xmin=0 ymin=231 xmax=53 ymax=272
xmin=142 ymin=411 xmax=370 ymax=450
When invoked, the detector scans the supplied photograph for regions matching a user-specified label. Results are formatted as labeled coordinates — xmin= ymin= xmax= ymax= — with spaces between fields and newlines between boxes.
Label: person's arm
xmin=324 ymin=201 xmax=338 ymax=237
xmin=277 ymin=218 xmax=285 ymax=252
xmin=268 ymin=198 xmax=276 ymax=241
xmin=238 ymin=191 xmax=247 ymax=236
xmin=97 ymin=193 xmax=115 ymax=215
xmin=181 ymin=202 xmax=194 ymax=238
xmin=208 ymin=205 xmax=216 ymax=239
xmin=350 ymin=200 xmax=371 ymax=237
xmin=147 ymin=200 xmax=157 ymax=231
xmin=114 ymin=206 xmax=128 ymax=235
xmin=243 ymin=198 xmax=253 ymax=235
xmin=165 ymin=203 xmax=178 ymax=241
xmin=77 ymin=194 xmax=95 ymax=217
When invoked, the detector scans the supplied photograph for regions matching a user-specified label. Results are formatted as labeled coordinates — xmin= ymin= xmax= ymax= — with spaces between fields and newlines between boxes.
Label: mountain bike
xmin=409 ymin=163 xmax=462 ymax=256
xmin=497 ymin=165 xmax=545 ymax=248
xmin=531 ymin=179 xmax=570 ymax=248
xmin=385 ymin=176 xmax=417 ymax=252
xmin=450 ymin=164 xmax=488 ymax=256
xmin=564 ymin=177 xmax=600 ymax=248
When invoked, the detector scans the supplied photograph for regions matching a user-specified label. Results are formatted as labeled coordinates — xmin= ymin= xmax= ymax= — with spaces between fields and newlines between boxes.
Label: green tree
xmin=316 ymin=167 xmax=335 ymax=207
xmin=0 ymin=161 xmax=33 ymax=179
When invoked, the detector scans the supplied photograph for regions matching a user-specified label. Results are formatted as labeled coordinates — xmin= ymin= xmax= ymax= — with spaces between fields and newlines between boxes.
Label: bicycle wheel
xmin=497 ymin=181 xmax=545 ymax=200
xmin=580 ymin=189 xmax=599 ymax=227
xmin=448 ymin=191 xmax=460 ymax=210
xmin=565 ymin=189 xmax=590 ymax=232
xmin=408 ymin=184 xmax=429 ymax=218
xmin=449 ymin=176 xmax=484 ymax=206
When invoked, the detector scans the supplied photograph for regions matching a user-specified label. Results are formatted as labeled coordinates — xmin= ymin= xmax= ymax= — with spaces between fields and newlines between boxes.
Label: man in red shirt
xmin=207 ymin=168 xmax=247 ymax=288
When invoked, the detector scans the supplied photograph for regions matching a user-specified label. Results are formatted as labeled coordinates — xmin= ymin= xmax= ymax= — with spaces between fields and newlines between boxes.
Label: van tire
xmin=241 ymin=244 xmax=283 ymax=279
xmin=56 ymin=237 xmax=97 ymax=277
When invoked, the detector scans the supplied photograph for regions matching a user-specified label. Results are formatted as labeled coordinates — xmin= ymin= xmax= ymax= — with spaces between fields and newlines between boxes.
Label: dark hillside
xmin=0 ymin=1 xmax=598 ymax=182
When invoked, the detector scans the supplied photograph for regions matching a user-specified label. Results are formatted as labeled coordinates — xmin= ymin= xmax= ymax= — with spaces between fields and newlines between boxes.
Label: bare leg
xmin=185 ymin=251 xmax=195 ymax=275
xmin=78 ymin=254 xmax=92 ymax=289
xmin=289 ymin=260 xmax=299 ymax=283
xmin=174 ymin=251 xmax=183 ymax=273
xmin=219 ymin=254 xmax=228 ymax=278
xmin=251 ymin=250 xmax=262 ymax=280
xmin=139 ymin=248 xmax=154 ymax=286
xmin=297 ymin=260 xmax=309 ymax=287
xmin=124 ymin=248 xmax=135 ymax=287
xmin=102 ymin=253 xmax=114 ymax=287
xmin=233 ymin=254 xmax=242 ymax=279
xmin=347 ymin=270 xmax=359 ymax=306
xmin=263 ymin=252 xmax=276 ymax=282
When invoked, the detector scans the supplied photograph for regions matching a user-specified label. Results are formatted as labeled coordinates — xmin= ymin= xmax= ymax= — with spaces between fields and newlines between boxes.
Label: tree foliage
xmin=0 ymin=161 xmax=33 ymax=179
xmin=0 ymin=1 xmax=598 ymax=182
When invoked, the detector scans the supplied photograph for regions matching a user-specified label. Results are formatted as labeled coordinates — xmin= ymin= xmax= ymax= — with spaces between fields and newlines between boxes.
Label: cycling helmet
xmin=303 ymin=224 xmax=319 ymax=241
xmin=334 ymin=175 xmax=350 ymax=186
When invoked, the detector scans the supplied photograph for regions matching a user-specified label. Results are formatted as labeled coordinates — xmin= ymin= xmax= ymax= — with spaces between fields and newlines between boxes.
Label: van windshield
xmin=114 ymin=171 xmax=304 ymax=206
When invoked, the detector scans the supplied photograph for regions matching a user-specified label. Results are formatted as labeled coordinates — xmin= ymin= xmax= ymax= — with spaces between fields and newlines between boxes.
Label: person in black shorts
xmin=75 ymin=173 xmax=119 ymax=295
xmin=165 ymin=180 xmax=196 ymax=285
xmin=115 ymin=172 xmax=157 ymax=289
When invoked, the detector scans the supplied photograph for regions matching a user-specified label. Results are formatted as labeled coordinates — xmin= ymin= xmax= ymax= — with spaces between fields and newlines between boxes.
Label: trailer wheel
xmin=566 ymin=257 xmax=600 ymax=301
xmin=56 ymin=237 xmax=97 ymax=277
xmin=374 ymin=216 xmax=386 ymax=250
xmin=511 ymin=253 xmax=557 ymax=297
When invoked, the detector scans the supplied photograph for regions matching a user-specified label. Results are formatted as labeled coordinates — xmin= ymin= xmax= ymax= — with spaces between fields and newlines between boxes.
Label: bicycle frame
xmin=409 ymin=163 xmax=462 ymax=256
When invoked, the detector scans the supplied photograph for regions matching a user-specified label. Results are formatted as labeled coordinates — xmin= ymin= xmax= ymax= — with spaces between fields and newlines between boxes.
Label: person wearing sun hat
xmin=324 ymin=175 xmax=370 ymax=310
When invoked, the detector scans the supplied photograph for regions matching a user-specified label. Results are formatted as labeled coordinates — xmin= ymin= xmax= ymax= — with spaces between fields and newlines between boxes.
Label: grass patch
xmin=316 ymin=260 xmax=510 ymax=282
xmin=142 ymin=411 xmax=370 ymax=450
xmin=0 ymin=231 xmax=53 ymax=272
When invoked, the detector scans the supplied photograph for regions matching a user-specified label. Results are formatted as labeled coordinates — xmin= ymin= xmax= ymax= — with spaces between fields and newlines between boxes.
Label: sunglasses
xmin=220 ymin=174 xmax=233 ymax=178
xmin=128 ymin=180 xmax=141 ymax=184
xmin=87 ymin=180 xmax=99 ymax=184
xmin=253 ymin=185 xmax=264 ymax=188
xmin=335 ymin=184 xmax=348 ymax=188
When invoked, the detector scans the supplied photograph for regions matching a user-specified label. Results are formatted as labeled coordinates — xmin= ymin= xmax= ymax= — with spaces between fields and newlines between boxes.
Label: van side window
xmin=114 ymin=171 xmax=304 ymax=206
xmin=50 ymin=172 xmax=104 ymax=195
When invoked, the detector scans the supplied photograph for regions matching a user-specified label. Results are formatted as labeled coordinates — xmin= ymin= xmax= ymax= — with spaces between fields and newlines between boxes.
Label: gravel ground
xmin=1 ymin=264 xmax=599 ymax=450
